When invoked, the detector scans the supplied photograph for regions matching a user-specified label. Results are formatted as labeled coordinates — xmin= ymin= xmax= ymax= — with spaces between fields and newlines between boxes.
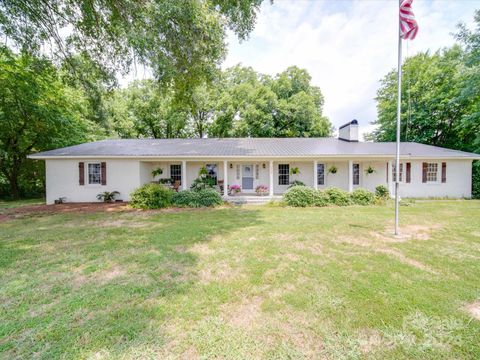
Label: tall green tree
xmin=0 ymin=47 xmax=97 ymax=198
xmin=0 ymin=0 xmax=263 ymax=97
xmin=209 ymin=65 xmax=332 ymax=137
xmin=106 ymin=80 xmax=188 ymax=139
xmin=367 ymin=11 xmax=480 ymax=197
xmin=272 ymin=66 xmax=331 ymax=137
xmin=367 ymin=47 xmax=475 ymax=149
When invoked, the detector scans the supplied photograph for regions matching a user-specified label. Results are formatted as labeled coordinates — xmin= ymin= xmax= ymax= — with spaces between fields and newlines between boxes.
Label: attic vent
xmin=339 ymin=120 xmax=359 ymax=142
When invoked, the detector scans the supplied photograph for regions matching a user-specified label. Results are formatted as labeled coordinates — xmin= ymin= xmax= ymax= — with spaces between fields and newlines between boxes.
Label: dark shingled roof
xmin=29 ymin=138 xmax=480 ymax=159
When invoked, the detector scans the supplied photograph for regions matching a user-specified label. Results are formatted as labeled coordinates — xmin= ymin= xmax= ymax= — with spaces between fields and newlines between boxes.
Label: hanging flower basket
xmin=328 ymin=166 xmax=337 ymax=174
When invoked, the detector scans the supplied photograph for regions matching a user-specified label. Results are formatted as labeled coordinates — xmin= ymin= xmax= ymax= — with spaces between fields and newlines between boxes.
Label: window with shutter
xmin=441 ymin=162 xmax=446 ymax=183
xmin=406 ymin=162 xmax=411 ymax=183
xmin=88 ymin=163 xmax=102 ymax=184
xmin=79 ymin=162 xmax=85 ymax=186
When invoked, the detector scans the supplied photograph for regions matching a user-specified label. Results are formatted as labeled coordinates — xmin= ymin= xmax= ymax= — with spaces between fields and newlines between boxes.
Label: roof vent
xmin=338 ymin=119 xmax=359 ymax=142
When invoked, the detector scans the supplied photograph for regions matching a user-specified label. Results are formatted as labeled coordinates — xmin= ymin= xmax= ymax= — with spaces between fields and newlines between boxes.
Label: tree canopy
xmin=366 ymin=10 xmax=480 ymax=197
xmin=0 ymin=0 xmax=264 ymax=94
xmin=105 ymin=65 xmax=332 ymax=139
xmin=0 ymin=47 xmax=100 ymax=198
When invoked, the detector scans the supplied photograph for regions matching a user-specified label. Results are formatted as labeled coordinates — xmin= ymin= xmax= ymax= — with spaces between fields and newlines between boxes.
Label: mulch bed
xmin=0 ymin=202 xmax=132 ymax=223
xmin=0 ymin=202 xmax=223 ymax=223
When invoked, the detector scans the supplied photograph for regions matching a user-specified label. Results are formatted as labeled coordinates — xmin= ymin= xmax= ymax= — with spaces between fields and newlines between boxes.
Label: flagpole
xmin=395 ymin=0 xmax=402 ymax=236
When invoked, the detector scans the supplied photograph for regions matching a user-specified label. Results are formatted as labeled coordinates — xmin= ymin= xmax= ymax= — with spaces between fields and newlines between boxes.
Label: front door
xmin=242 ymin=165 xmax=254 ymax=190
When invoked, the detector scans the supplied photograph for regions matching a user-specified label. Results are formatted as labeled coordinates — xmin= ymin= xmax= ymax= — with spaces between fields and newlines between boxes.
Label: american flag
xmin=400 ymin=0 xmax=418 ymax=40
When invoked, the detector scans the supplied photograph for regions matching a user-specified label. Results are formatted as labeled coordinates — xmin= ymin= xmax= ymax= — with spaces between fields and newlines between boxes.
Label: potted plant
xmin=255 ymin=184 xmax=269 ymax=196
xmin=328 ymin=165 xmax=337 ymax=174
xmin=364 ymin=165 xmax=376 ymax=175
xmin=96 ymin=191 xmax=120 ymax=203
xmin=229 ymin=184 xmax=242 ymax=195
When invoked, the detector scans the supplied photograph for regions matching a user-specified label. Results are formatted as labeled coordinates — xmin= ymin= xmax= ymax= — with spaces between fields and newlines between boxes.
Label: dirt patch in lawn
xmin=464 ymin=301 xmax=480 ymax=320
xmin=222 ymin=296 xmax=263 ymax=329
xmin=375 ymin=248 xmax=437 ymax=274
xmin=358 ymin=329 xmax=386 ymax=354
xmin=198 ymin=261 xmax=243 ymax=284
xmin=381 ymin=223 xmax=443 ymax=242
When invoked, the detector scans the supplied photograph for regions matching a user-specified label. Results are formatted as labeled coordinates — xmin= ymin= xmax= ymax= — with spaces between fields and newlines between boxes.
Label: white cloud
xmin=224 ymin=0 xmax=478 ymax=139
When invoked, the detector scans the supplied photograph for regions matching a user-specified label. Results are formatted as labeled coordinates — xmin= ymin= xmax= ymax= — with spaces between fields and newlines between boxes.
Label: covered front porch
xmin=139 ymin=159 xmax=394 ymax=197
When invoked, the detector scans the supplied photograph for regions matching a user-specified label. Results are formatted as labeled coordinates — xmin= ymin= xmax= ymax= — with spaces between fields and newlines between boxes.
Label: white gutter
xmin=27 ymin=154 xmax=480 ymax=160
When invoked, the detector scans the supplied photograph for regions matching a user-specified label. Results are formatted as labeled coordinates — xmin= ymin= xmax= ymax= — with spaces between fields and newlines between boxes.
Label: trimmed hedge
xmin=375 ymin=185 xmax=390 ymax=200
xmin=350 ymin=188 xmax=375 ymax=205
xmin=130 ymin=183 xmax=174 ymax=209
xmin=324 ymin=187 xmax=351 ymax=206
xmin=172 ymin=188 xmax=223 ymax=208
xmin=283 ymin=186 xmax=378 ymax=207
xmin=312 ymin=190 xmax=329 ymax=207
xmin=283 ymin=186 xmax=315 ymax=207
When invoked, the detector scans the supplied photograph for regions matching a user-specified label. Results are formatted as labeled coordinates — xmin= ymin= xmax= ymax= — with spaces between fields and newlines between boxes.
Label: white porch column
xmin=348 ymin=160 xmax=353 ymax=192
xmin=182 ymin=160 xmax=187 ymax=190
xmin=269 ymin=160 xmax=274 ymax=196
xmin=313 ymin=160 xmax=318 ymax=190
xmin=223 ymin=160 xmax=228 ymax=197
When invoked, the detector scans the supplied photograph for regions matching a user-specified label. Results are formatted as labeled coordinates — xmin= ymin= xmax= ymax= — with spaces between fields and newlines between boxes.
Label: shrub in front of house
xmin=324 ymin=187 xmax=351 ymax=206
xmin=130 ymin=183 xmax=174 ymax=209
xmin=312 ymin=190 xmax=329 ymax=207
xmin=283 ymin=186 xmax=315 ymax=207
xmin=375 ymin=185 xmax=390 ymax=200
xmin=350 ymin=188 xmax=375 ymax=205
xmin=172 ymin=188 xmax=223 ymax=208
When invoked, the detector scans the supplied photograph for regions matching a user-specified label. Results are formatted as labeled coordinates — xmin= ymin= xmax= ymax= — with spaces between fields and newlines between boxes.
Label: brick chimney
xmin=338 ymin=119 xmax=359 ymax=142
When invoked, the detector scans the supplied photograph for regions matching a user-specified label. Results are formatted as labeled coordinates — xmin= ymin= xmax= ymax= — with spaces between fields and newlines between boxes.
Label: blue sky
xmin=223 ymin=0 xmax=479 ymax=139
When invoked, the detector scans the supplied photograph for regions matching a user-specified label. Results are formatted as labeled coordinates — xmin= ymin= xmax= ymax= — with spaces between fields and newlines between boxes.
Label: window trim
xmin=392 ymin=162 xmax=405 ymax=183
xmin=87 ymin=162 xmax=102 ymax=186
xmin=170 ymin=164 xmax=182 ymax=184
xmin=317 ymin=163 xmax=325 ymax=186
xmin=352 ymin=163 xmax=360 ymax=186
xmin=426 ymin=162 xmax=439 ymax=183
xmin=278 ymin=164 xmax=290 ymax=186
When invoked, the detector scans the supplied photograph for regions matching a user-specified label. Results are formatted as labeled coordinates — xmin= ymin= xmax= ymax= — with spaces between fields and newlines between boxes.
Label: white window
xmin=353 ymin=163 xmax=360 ymax=186
xmin=317 ymin=164 xmax=325 ymax=185
xmin=88 ymin=163 xmax=101 ymax=184
xmin=393 ymin=163 xmax=404 ymax=182
xmin=170 ymin=164 xmax=182 ymax=183
xmin=278 ymin=164 xmax=289 ymax=185
xmin=426 ymin=163 xmax=438 ymax=182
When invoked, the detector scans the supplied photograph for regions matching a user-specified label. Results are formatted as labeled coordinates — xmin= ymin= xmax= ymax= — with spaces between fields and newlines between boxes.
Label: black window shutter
xmin=101 ymin=162 xmax=107 ymax=185
xmin=79 ymin=162 xmax=85 ymax=186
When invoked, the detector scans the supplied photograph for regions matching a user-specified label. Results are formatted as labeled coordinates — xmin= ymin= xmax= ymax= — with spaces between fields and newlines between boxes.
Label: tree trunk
xmin=9 ymin=173 xmax=20 ymax=199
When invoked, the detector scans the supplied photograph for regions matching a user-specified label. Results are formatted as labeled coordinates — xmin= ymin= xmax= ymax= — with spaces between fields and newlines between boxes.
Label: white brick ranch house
xmin=29 ymin=121 xmax=479 ymax=204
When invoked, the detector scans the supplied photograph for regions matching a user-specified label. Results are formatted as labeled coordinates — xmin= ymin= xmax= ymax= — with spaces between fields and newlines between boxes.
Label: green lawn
xmin=1 ymin=201 xmax=479 ymax=359
xmin=0 ymin=198 xmax=44 ymax=210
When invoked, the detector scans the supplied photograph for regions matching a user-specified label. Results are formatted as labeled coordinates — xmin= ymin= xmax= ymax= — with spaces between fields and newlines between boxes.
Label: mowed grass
xmin=0 ymin=201 xmax=479 ymax=359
